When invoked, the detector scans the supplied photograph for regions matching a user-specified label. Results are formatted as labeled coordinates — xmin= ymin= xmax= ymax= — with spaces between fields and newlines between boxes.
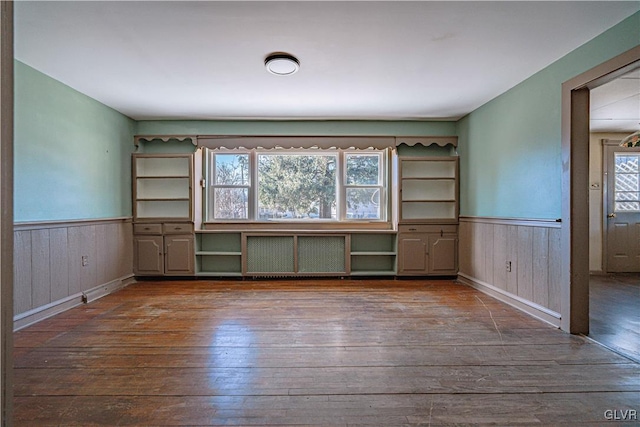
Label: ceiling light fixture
xmin=621 ymin=129 xmax=640 ymax=147
xmin=265 ymin=53 xmax=300 ymax=76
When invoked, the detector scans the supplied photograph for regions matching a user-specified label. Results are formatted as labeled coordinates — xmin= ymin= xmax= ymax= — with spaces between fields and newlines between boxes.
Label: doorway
xmin=583 ymin=61 xmax=640 ymax=362
xmin=562 ymin=46 xmax=640 ymax=335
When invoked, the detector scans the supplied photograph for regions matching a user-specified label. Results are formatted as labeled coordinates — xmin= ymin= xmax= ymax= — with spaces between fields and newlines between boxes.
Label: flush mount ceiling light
xmin=265 ymin=53 xmax=300 ymax=76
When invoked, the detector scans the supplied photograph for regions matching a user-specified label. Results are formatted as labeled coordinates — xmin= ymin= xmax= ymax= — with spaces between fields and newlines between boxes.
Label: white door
xmin=605 ymin=146 xmax=640 ymax=272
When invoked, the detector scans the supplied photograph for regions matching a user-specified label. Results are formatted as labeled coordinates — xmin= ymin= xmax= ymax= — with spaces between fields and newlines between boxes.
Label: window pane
xmin=215 ymin=154 xmax=249 ymax=185
xmin=614 ymin=154 xmax=640 ymax=213
xmin=258 ymin=154 xmax=336 ymax=220
xmin=615 ymin=174 xmax=639 ymax=192
xmin=616 ymin=191 xmax=640 ymax=201
xmin=346 ymin=188 xmax=380 ymax=219
xmin=214 ymin=188 xmax=248 ymax=219
xmin=346 ymin=154 xmax=379 ymax=185
xmin=615 ymin=154 xmax=639 ymax=173
xmin=615 ymin=201 xmax=640 ymax=212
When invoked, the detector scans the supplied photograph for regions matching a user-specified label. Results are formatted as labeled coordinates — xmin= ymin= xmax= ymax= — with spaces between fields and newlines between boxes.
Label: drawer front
xmin=163 ymin=223 xmax=194 ymax=234
xmin=398 ymin=224 xmax=457 ymax=234
xmin=133 ymin=223 xmax=162 ymax=234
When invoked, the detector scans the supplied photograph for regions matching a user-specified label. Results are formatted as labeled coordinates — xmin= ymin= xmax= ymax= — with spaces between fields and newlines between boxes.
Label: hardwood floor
xmin=589 ymin=273 xmax=640 ymax=363
xmin=13 ymin=279 xmax=640 ymax=426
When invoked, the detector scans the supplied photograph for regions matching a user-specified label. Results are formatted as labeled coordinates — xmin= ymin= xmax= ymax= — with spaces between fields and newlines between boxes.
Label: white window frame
xmin=207 ymin=150 xmax=253 ymax=221
xmin=205 ymin=147 xmax=390 ymax=225
xmin=342 ymin=151 xmax=385 ymax=221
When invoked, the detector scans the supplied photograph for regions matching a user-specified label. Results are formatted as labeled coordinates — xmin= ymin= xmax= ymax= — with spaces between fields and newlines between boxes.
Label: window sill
xmin=201 ymin=221 xmax=395 ymax=232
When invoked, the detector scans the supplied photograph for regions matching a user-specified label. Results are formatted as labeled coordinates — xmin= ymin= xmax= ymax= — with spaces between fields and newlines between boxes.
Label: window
xmin=211 ymin=153 xmax=250 ymax=219
xmin=206 ymin=149 xmax=388 ymax=223
xmin=345 ymin=153 xmax=383 ymax=219
xmin=614 ymin=153 xmax=640 ymax=212
xmin=258 ymin=153 xmax=337 ymax=220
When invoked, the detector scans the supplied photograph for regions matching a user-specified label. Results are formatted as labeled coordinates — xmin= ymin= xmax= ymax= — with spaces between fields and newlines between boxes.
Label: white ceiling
xmin=590 ymin=68 xmax=640 ymax=133
xmin=13 ymin=1 xmax=640 ymax=128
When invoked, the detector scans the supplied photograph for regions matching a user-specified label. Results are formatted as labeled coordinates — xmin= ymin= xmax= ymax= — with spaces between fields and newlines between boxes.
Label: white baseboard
xmin=457 ymin=273 xmax=561 ymax=328
xmin=82 ymin=275 xmax=135 ymax=303
xmin=14 ymin=274 xmax=135 ymax=331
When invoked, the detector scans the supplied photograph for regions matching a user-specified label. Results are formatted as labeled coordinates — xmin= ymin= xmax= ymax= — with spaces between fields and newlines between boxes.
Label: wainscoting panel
xmin=458 ymin=217 xmax=562 ymax=327
xmin=13 ymin=218 xmax=133 ymax=329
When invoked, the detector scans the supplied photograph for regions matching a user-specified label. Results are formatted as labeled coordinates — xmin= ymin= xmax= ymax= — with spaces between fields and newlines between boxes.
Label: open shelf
xmin=195 ymin=232 xmax=242 ymax=276
xmin=350 ymin=233 xmax=396 ymax=275
xmin=399 ymin=156 xmax=458 ymax=223
xmin=133 ymin=154 xmax=193 ymax=221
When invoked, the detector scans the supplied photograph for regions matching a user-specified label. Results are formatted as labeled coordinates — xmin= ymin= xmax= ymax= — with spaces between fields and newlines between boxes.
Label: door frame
xmin=0 ymin=2 xmax=13 ymax=423
xmin=561 ymin=45 xmax=640 ymax=333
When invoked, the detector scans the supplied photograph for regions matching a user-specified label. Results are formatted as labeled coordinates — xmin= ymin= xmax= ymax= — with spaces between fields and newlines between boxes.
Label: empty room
xmin=1 ymin=1 xmax=639 ymax=425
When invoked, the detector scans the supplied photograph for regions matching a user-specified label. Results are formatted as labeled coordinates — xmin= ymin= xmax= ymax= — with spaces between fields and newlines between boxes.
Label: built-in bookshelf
xmin=399 ymin=157 xmax=458 ymax=223
xmin=133 ymin=154 xmax=193 ymax=221
xmin=195 ymin=232 xmax=242 ymax=276
xmin=350 ymin=232 xmax=397 ymax=275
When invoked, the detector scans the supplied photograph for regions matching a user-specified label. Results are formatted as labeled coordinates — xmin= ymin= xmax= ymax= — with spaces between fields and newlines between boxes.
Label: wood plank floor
xmin=589 ymin=273 xmax=640 ymax=363
xmin=13 ymin=279 xmax=640 ymax=426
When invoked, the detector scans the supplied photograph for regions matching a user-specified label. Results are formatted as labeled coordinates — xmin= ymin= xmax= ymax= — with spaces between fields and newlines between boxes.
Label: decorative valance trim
xmin=134 ymin=135 xmax=459 ymax=150
xmin=196 ymin=136 xmax=395 ymax=150
xmin=395 ymin=136 xmax=458 ymax=147
xmin=134 ymin=135 xmax=197 ymax=148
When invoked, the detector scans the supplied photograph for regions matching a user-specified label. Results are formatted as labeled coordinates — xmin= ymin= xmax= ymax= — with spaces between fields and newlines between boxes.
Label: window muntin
xmin=614 ymin=153 xmax=640 ymax=212
xmin=207 ymin=149 xmax=388 ymax=223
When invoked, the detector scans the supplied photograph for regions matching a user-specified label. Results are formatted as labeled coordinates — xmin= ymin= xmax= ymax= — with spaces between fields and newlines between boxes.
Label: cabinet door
xmin=134 ymin=235 xmax=164 ymax=275
xmin=164 ymin=234 xmax=195 ymax=275
xmin=398 ymin=235 xmax=428 ymax=274
xmin=428 ymin=234 xmax=458 ymax=274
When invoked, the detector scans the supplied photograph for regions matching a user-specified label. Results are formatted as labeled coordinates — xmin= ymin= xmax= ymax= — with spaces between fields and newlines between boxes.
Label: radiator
xmin=246 ymin=235 xmax=346 ymax=276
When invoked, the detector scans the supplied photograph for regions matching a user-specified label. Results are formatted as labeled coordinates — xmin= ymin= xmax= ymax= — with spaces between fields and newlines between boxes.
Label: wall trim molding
xmin=14 ymin=216 xmax=132 ymax=231
xmin=459 ymin=216 xmax=562 ymax=228
xmin=13 ymin=274 xmax=135 ymax=331
xmin=458 ymin=273 xmax=561 ymax=328
xmin=82 ymin=275 xmax=135 ymax=303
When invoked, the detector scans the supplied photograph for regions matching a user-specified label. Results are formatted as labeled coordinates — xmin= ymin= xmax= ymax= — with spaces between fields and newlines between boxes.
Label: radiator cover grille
xmin=246 ymin=235 xmax=346 ymax=275
xmin=298 ymin=236 xmax=345 ymax=273
xmin=247 ymin=236 xmax=295 ymax=273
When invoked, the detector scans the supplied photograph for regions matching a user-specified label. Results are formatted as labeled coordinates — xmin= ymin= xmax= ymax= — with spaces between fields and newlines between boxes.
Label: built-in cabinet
xmin=131 ymin=139 xmax=458 ymax=278
xmin=132 ymin=154 xmax=195 ymax=276
xmin=397 ymin=225 xmax=458 ymax=275
xmin=194 ymin=231 xmax=397 ymax=277
xmin=397 ymin=155 xmax=459 ymax=276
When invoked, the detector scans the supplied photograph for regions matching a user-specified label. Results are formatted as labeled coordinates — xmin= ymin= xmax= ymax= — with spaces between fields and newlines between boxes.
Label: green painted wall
xmin=457 ymin=11 xmax=640 ymax=219
xmin=136 ymin=120 xmax=456 ymax=138
xmin=14 ymin=61 xmax=136 ymax=222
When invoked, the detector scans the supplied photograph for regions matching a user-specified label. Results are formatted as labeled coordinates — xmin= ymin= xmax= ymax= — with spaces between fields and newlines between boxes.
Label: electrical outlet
xmin=506 ymin=261 xmax=512 ymax=272
xmin=82 ymin=255 xmax=88 ymax=267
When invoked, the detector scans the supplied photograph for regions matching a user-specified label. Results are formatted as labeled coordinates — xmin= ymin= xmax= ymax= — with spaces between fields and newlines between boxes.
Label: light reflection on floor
xmin=209 ymin=320 xmax=256 ymax=402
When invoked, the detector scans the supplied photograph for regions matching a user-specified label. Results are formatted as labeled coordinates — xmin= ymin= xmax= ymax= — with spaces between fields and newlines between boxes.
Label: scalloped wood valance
xmin=395 ymin=136 xmax=457 ymax=147
xmin=197 ymin=136 xmax=396 ymax=150
xmin=134 ymin=135 xmax=197 ymax=148
xmin=134 ymin=135 xmax=458 ymax=149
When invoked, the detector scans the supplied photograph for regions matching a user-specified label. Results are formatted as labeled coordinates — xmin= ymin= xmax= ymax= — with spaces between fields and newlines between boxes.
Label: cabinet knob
xmin=144 ymin=227 xmax=150 ymax=231
xmin=175 ymin=227 xmax=182 ymax=230
xmin=408 ymin=228 xmax=417 ymax=231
